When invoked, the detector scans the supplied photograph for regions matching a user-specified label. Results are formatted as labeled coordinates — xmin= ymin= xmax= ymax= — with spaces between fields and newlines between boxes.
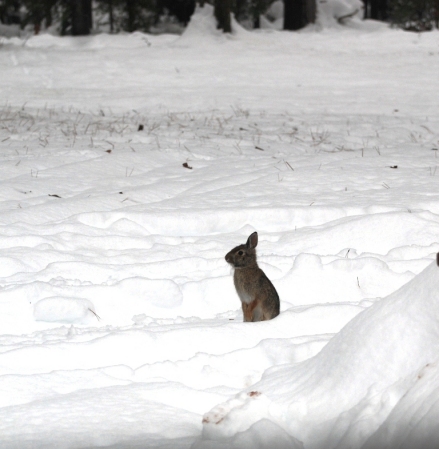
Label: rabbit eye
xmin=238 ymin=250 xmax=244 ymax=256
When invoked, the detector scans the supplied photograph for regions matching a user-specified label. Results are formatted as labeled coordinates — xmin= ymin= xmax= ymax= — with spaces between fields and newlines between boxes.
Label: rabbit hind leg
xmin=242 ymin=302 xmax=252 ymax=322
xmin=252 ymin=305 xmax=263 ymax=322
xmin=242 ymin=300 xmax=262 ymax=322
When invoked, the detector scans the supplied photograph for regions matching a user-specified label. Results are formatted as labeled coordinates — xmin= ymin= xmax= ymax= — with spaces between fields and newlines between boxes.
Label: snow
xmin=34 ymin=296 xmax=98 ymax=324
xmin=1 ymin=5 xmax=439 ymax=449
xmin=317 ymin=0 xmax=364 ymax=27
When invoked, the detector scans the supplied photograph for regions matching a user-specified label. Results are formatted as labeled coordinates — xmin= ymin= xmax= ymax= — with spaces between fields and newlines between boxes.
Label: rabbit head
xmin=225 ymin=232 xmax=258 ymax=268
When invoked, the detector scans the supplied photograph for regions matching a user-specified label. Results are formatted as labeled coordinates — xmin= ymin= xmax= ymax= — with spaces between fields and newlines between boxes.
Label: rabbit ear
xmin=246 ymin=232 xmax=258 ymax=249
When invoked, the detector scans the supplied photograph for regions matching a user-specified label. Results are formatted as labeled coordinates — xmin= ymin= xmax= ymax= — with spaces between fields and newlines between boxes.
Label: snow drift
xmin=34 ymin=296 xmax=98 ymax=324
xmin=198 ymin=259 xmax=439 ymax=448
xmin=182 ymin=0 xmax=365 ymax=43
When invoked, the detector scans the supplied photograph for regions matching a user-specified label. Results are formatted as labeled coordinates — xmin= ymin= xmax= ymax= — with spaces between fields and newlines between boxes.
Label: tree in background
xmin=214 ymin=0 xmax=232 ymax=32
xmin=71 ymin=0 xmax=92 ymax=34
xmin=94 ymin=0 xmax=156 ymax=33
xmin=435 ymin=0 xmax=439 ymax=26
xmin=363 ymin=0 xmax=388 ymax=19
xmin=284 ymin=0 xmax=315 ymax=29
xmin=251 ymin=0 xmax=264 ymax=27
xmin=156 ymin=0 xmax=195 ymax=25
xmin=0 ymin=0 xmax=173 ymax=34
xmin=1 ymin=0 xmax=437 ymax=34
xmin=389 ymin=0 xmax=438 ymax=29
xmin=17 ymin=0 xmax=91 ymax=34
xmin=0 ymin=0 xmax=22 ymax=25
xmin=234 ymin=0 xmax=271 ymax=28
xmin=98 ymin=0 xmax=115 ymax=32
xmin=93 ymin=0 xmax=124 ymax=33
xmin=214 ymin=0 xmax=277 ymax=31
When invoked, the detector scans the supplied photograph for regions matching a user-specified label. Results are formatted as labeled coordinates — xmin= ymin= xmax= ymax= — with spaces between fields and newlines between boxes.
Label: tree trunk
xmin=108 ymin=0 xmax=114 ymax=33
xmin=363 ymin=0 xmax=370 ymax=17
xmin=126 ymin=0 xmax=136 ymax=32
xmin=45 ymin=2 xmax=53 ymax=28
xmin=370 ymin=0 xmax=378 ymax=18
xmin=234 ymin=0 xmax=246 ymax=22
xmin=252 ymin=0 xmax=263 ymax=29
xmin=305 ymin=0 xmax=316 ymax=23
xmin=370 ymin=0 xmax=387 ymax=19
xmin=253 ymin=14 xmax=260 ymax=28
xmin=284 ymin=0 xmax=306 ymax=29
xmin=71 ymin=0 xmax=92 ymax=35
xmin=215 ymin=0 xmax=232 ymax=32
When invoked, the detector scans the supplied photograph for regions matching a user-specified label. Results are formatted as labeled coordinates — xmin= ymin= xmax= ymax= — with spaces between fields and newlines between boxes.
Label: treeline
xmin=0 ymin=0 xmax=438 ymax=35
xmin=0 ymin=0 xmax=197 ymax=34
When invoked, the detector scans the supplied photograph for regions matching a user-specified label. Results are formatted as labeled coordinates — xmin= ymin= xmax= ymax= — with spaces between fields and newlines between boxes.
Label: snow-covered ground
xmin=1 ymin=6 xmax=439 ymax=449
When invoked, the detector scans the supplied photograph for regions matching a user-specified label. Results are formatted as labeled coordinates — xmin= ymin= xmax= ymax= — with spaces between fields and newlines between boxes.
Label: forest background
xmin=0 ymin=0 xmax=438 ymax=38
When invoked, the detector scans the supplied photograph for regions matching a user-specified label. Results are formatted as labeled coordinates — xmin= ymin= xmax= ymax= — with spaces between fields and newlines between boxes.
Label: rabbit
xmin=225 ymin=231 xmax=280 ymax=322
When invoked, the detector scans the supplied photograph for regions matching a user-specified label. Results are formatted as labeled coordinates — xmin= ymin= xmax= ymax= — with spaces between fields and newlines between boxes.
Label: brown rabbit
xmin=225 ymin=232 xmax=280 ymax=322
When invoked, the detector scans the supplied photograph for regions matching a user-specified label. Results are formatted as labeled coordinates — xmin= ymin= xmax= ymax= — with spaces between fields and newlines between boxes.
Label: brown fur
xmin=225 ymin=232 xmax=280 ymax=322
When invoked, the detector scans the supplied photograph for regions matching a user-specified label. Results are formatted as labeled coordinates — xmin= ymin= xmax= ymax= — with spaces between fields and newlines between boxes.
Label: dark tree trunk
xmin=215 ymin=0 xmax=232 ymax=32
xmin=363 ymin=0 xmax=370 ymax=17
xmin=305 ymin=0 xmax=316 ymax=23
xmin=252 ymin=0 xmax=263 ymax=29
xmin=369 ymin=0 xmax=387 ymax=19
xmin=284 ymin=0 xmax=306 ymax=29
xmin=71 ymin=0 xmax=92 ymax=35
xmin=126 ymin=0 xmax=136 ymax=32
xmin=108 ymin=0 xmax=114 ymax=33
xmin=253 ymin=14 xmax=260 ymax=28
xmin=44 ymin=1 xmax=54 ymax=28
xmin=234 ymin=0 xmax=246 ymax=22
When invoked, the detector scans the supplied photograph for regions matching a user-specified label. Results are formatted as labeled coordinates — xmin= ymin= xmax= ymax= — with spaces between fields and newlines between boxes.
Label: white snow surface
xmin=1 ymin=7 xmax=439 ymax=449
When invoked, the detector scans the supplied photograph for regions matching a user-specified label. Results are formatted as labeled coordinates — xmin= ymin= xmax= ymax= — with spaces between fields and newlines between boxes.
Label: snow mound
xmin=363 ymin=362 xmax=439 ymax=449
xmin=34 ymin=297 xmax=98 ymax=325
xmin=180 ymin=0 xmax=365 ymax=37
xmin=199 ymin=259 xmax=439 ymax=447
xmin=0 ymin=24 xmax=23 ymax=38
xmin=266 ymin=0 xmax=284 ymax=21
xmin=6 ymin=30 xmax=156 ymax=50
xmin=317 ymin=0 xmax=364 ymax=27
xmin=229 ymin=419 xmax=303 ymax=449
xmin=179 ymin=4 xmax=248 ymax=45
xmin=194 ymin=417 xmax=303 ymax=449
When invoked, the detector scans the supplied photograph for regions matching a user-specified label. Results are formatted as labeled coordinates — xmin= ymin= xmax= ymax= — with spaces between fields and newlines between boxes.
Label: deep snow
xmin=1 ymin=6 xmax=439 ymax=449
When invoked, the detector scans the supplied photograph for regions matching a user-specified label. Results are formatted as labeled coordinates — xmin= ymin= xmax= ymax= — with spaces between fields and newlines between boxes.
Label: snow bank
xmin=179 ymin=3 xmax=249 ymax=45
xmin=262 ymin=0 xmax=365 ymax=29
xmin=0 ymin=23 xmax=23 ymax=38
xmin=182 ymin=0 xmax=365 ymax=37
xmin=199 ymin=260 xmax=439 ymax=448
xmin=21 ymin=31 xmax=158 ymax=50
xmin=317 ymin=0 xmax=364 ymax=28
xmin=194 ymin=417 xmax=303 ymax=449
xmin=363 ymin=362 xmax=439 ymax=449
xmin=34 ymin=296 xmax=98 ymax=324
